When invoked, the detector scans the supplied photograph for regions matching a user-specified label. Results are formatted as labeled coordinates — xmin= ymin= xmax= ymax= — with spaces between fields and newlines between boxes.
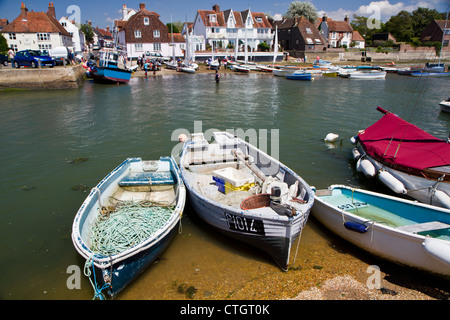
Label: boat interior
xmin=182 ymin=132 xmax=310 ymax=213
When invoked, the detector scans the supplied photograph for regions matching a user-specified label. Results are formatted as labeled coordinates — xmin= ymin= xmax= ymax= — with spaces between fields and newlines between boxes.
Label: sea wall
xmin=0 ymin=64 xmax=85 ymax=90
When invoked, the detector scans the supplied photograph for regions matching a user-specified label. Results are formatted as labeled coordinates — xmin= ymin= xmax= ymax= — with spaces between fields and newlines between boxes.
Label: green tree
xmin=383 ymin=10 xmax=413 ymax=42
xmin=285 ymin=1 xmax=318 ymax=23
xmin=411 ymin=7 xmax=442 ymax=38
xmin=80 ymin=23 xmax=94 ymax=49
xmin=350 ymin=14 xmax=383 ymax=45
xmin=0 ymin=33 xmax=9 ymax=54
xmin=166 ymin=21 xmax=183 ymax=34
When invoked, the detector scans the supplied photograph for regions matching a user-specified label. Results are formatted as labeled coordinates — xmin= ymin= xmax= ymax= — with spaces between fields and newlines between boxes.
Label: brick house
xmin=1 ymin=2 xmax=72 ymax=52
xmin=115 ymin=3 xmax=184 ymax=59
xmin=274 ymin=16 xmax=326 ymax=53
xmin=319 ymin=15 xmax=354 ymax=48
xmin=421 ymin=20 xmax=450 ymax=51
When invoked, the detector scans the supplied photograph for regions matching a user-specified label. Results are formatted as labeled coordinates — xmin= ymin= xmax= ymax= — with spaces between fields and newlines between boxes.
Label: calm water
xmin=0 ymin=73 xmax=449 ymax=299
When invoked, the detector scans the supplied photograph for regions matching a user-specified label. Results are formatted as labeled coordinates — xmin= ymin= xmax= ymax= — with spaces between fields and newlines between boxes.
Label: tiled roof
xmin=327 ymin=20 xmax=353 ymax=32
xmin=120 ymin=7 xmax=170 ymax=43
xmin=196 ymin=8 xmax=271 ymax=28
xmin=0 ymin=19 xmax=9 ymax=28
xmin=352 ymin=30 xmax=365 ymax=41
xmin=2 ymin=4 xmax=70 ymax=36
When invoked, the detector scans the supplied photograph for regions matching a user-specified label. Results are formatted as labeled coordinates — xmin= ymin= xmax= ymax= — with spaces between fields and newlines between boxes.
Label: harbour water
xmin=0 ymin=72 xmax=449 ymax=299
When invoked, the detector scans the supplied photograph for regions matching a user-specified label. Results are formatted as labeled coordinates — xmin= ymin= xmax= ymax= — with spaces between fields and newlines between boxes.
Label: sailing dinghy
xmin=72 ymin=157 xmax=185 ymax=299
xmin=179 ymin=132 xmax=314 ymax=271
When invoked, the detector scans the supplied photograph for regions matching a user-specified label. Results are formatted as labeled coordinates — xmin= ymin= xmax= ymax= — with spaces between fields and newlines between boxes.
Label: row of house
xmin=2 ymin=2 xmax=448 ymax=60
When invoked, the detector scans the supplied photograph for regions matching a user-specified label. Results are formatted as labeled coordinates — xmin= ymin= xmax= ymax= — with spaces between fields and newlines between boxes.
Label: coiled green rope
xmin=90 ymin=201 xmax=175 ymax=256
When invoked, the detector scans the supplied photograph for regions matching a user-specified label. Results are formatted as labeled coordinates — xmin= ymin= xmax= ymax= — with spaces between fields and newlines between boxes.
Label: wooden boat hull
xmin=285 ymin=73 xmax=312 ymax=81
xmin=72 ymin=157 xmax=186 ymax=298
xmin=179 ymin=132 xmax=314 ymax=270
xmin=91 ymin=66 xmax=132 ymax=83
xmin=312 ymin=185 xmax=450 ymax=277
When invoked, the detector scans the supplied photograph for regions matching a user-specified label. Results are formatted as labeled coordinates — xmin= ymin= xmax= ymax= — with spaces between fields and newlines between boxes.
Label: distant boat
xmin=231 ymin=65 xmax=251 ymax=73
xmin=313 ymin=58 xmax=332 ymax=67
xmin=72 ymin=157 xmax=186 ymax=299
xmin=322 ymin=71 xmax=338 ymax=77
xmin=352 ymin=107 xmax=450 ymax=208
xmin=179 ymin=131 xmax=314 ymax=271
xmin=90 ymin=49 xmax=132 ymax=84
xmin=313 ymin=185 xmax=450 ymax=278
xmin=273 ymin=66 xmax=300 ymax=77
xmin=411 ymin=70 xmax=450 ymax=77
xmin=285 ymin=70 xmax=313 ymax=81
xmin=348 ymin=70 xmax=386 ymax=79
xmin=440 ymin=97 xmax=450 ymax=113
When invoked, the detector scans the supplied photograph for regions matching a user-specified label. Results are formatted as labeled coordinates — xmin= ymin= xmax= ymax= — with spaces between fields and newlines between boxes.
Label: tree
xmin=0 ymin=33 xmax=9 ymax=54
xmin=285 ymin=1 xmax=318 ymax=23
xmin=80 ymin=23 xmax=94 ymax=49
xmin=411 ymin=7 xmax=442 ymax=38
xmin=383 ymin=10 xmax=413 ymax=42
xmin=350 ymin=14 xmax=383 ymax=45
xmin=166 ymin=21 xmax=183 ymax=34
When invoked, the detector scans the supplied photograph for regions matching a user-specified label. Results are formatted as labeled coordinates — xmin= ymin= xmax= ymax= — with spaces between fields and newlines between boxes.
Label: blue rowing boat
xmin=285 ymin=71 xmax=313 ymax=81
xmin=71 ymin=157 xmax=186 ymax=299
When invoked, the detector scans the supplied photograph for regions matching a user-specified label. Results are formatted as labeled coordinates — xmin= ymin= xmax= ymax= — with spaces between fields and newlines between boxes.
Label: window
xmin=227 ymin=28 xmax=237 ymax=33
xmin=255 ymin=17 xmax=263 ymax=23
xmin=305 ymin=27 xmax=312 ymax=34
xmin=144 ymin=17 xmax=149 ymax=25
xmin=61 ymin=22 xmax=67 ymax=27
xmin=10 ymin=44 xmax=18 ymax=52
xmin=153 ymin=43 xmax=161 ymax=51
xmin=9 ymin=33 xmax=16 ymax=40
xmin=39 ymin=44 xmax=52 ymax=50
xmin=315 ymin=39 xmax=322 ymax=44
xmin=306 ymin=38 xmax=313 ymax=44
xmin=331 ymin=32 xmax=336 ymax=39
xmin=134 ymin=30 xmax=141 ymax=38
xmin=209 ymin=14 xmax=217 ymax=23
xmin=135 ymin=43 xmax=143 ymax=51
xmin=37 ymin=33 xmax=50 ymax=41
xmin=153 ymin=30 xmax=160 ymax=38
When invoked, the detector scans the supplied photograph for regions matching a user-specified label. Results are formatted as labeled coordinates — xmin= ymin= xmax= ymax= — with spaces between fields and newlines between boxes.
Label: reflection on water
xmin=0 ymin=74 xmax=448 ymax=299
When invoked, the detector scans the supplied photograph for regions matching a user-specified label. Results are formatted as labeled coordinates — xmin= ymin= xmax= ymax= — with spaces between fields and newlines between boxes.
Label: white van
xmin=49 ymin=47 xmax=69 ymax=65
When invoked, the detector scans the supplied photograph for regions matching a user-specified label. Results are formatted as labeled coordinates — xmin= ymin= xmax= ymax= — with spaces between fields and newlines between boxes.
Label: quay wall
xmin=0 ymin=65 xmax=85 ymax=90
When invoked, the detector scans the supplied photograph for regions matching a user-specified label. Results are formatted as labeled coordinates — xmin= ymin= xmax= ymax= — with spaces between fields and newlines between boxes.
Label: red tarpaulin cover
xmin=357 ymin=111 xmax=450 ymax=174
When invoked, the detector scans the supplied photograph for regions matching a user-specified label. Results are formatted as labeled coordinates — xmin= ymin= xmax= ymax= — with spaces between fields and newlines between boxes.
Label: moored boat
xmin=348 ymin=70 xmax=386 ymax=79
xmin=179 ymin=132 xmax=314 ymax=271
xmin=231 ymin=65 xmax=251 ymax=73
xmin=352 ymin=107 xmax=450 ymax=208
xmin=285 ymin=70 xmax=313 ymax=81
xmin=312 ymin=185 xmax=450 ymax=278
xmin=72 ymin=157 xmax=186 ymax=299
xmin=440 ymin=97 xmax=450 ymax=113
xmin=90 ymin=49 xmax=132 ymax=84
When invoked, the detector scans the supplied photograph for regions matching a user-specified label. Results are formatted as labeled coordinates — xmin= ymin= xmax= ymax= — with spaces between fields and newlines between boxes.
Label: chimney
xmin=322 ymin=14 xmax=327 ymax=22
xmin=122 ymin=4 xmax=127 ymax=19
xmin=47 ymin=2 xmax=56 ymax=19
xmin=344 ymin=15 xmax=349 ymax=23
xmin=20 ymin=2 xmax=28 ymax=20
xmin=106 ymin=26 xmax=110 ymax=33
xmin=139 ymin=3 xmax=145 ymax=11
xmin=212 ymin=4 xmax=220 ymax=13
xmin=88 ymin=20 xmax=92 ymax=26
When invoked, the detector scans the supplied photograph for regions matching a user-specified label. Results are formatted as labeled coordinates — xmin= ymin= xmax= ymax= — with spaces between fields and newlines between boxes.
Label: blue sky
xmin=0 ymin=0 xmax=448 ymax=28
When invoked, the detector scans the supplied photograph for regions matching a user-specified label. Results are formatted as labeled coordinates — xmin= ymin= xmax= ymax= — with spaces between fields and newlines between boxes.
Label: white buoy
xmin=289 ymin=181 xmax=299 ymax=198
xmin=350 ymin=136 xmax=357 ymax=144
xmin=378 ymin=170 xmax=407 ymax=194
xmin=324 ymin=133 xmax=339 ymax=142
xmin=352 ymin=148 xmax=361 ymax=160
xmin=431 ymin=190 xmax=450 ymax=209
xmin=360 ymin=159 xmax=376 ymax=177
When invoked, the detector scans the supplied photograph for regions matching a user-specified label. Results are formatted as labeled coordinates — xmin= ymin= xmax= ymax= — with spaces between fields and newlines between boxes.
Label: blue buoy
xmin=344 ymin=221 xmax=369 ymax=233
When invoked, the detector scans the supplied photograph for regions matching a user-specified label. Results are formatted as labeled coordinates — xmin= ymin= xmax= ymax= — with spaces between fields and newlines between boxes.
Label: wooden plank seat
xmin=396 ymin=221 xmax=450 ymax=233
xmin=118 ymin=171 xmax=175 ymax=187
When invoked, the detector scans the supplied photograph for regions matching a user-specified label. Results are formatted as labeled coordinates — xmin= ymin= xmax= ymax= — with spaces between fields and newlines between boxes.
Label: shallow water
xmin=0 ymin=72 xmax=448 ymax=299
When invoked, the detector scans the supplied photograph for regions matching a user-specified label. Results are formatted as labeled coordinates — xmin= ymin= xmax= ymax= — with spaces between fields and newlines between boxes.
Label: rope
xmin=90 ymin=201 xmax=175 ymax=256
xmin=83 ymin=255 xmax=110 ymax=300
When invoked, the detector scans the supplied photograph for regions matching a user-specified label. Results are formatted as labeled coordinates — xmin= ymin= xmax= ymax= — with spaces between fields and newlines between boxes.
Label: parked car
xmin=0 ymin=54 xmax=9 ymax=66
xmin=49 ymin=46 xmax=69 ymax=65
xmin=145 ymin=51 xmax=170 ymax=62
xmin=12 ymin=50 xmax=55 ymax=68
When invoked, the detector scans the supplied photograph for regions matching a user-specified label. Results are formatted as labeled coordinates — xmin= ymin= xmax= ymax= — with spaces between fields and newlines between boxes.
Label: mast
xmin=273 ymin=25 xmax=278 ymax=66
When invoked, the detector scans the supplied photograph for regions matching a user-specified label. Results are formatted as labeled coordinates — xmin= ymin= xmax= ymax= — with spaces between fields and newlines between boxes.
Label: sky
xmin=0 ymin=0 xmax=448 ymax=29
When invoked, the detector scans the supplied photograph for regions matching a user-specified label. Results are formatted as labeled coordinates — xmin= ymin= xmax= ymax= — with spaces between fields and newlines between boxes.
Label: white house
xmin=59 ymin=16 xmax=86 ymax=52
xmin=192 ymin=4 xmax=273 ymax=52
xmin=1 ymin=3 xmax=72 ymax=52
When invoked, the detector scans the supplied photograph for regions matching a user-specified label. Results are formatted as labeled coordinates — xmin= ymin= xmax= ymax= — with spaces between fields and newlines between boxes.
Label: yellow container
xmin=224 ymin=181 xmax=255 ymax=193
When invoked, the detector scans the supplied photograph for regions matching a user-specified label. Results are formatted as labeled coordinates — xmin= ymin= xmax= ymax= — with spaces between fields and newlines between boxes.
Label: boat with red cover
xmin=352 ymin=107 xmax=450 ymax=208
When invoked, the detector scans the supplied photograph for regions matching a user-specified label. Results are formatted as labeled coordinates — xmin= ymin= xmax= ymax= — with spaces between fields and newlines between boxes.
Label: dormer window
xmin=255 ymin=17 xmax=262 ymax=23
xmin=209 ymin=14 xmax=217 ymax=23
xmin=306 ymin=27 xmax=312 ymax=34
xmin=144 ymin=17 xmax=149 ymax=25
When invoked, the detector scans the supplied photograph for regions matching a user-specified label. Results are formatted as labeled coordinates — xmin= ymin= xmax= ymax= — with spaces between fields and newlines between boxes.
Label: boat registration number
xmin=224 ymin=212 xmax=265 ymax=235
xmin=337 ymin=201 xmax=367 ymax=210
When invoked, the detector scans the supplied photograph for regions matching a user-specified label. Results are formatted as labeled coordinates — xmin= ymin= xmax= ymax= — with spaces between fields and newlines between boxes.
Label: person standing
xmin=215 ymin=70 xmax=220 ymax=83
